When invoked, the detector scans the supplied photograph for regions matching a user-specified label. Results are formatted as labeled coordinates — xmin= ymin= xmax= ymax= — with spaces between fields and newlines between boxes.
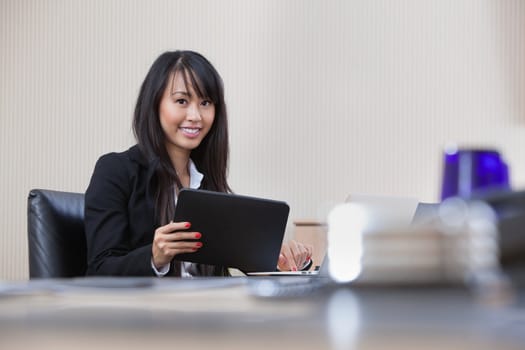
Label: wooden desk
xmin=0 ymin=277 xmax=523 ymax=349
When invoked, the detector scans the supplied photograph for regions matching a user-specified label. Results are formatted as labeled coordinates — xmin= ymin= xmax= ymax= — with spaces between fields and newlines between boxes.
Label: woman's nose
xmin=186 ymin=104 xmax=202 ymax=121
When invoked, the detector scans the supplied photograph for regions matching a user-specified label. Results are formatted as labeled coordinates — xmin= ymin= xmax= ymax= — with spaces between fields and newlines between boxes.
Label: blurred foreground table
xmin=0 ymin=277 xmax=523 ymax=350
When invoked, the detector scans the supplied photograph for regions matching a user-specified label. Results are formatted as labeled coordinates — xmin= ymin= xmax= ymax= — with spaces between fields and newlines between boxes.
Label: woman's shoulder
xmin=93 ymin=145 xmax=146 ymax=176
xmin=87 ymin=146 xmax=146 ymax=195
xmin=96 ymin=145 xmax=144 ymax=166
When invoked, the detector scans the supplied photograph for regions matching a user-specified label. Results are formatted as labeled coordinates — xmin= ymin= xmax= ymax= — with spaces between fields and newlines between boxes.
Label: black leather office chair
xmin=27 ymin=189 xmax=87 ymax=278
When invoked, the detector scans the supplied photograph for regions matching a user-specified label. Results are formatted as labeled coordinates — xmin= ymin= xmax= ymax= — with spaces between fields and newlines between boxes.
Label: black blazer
xmin=84 ymin=145 xmax=228 ymax=276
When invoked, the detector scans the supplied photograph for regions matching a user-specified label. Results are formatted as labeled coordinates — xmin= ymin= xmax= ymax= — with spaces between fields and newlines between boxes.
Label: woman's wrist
xmin=151 ymin=258 xmax=170 ymax=276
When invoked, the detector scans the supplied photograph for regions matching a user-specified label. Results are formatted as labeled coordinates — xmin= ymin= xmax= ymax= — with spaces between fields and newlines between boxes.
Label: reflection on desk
xmin=0 ymin=277 xmax=524 ymax=350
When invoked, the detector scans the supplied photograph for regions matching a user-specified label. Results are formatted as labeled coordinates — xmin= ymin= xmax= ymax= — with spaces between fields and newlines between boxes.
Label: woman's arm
xmin=84 ymin=153 xmax=154 ymax=276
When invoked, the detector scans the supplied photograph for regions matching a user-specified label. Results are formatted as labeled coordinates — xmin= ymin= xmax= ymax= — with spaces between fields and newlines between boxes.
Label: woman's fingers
xmin=278 ymin=240 xmax=314 ymax=271
xmin=157 ymin=221 xmax=192 ymax=234
xmin=152 ymin=221 xmax=202 ymax=268
xmin=155 ymin=232 xmax=203 ymax=250
xmin=164 ymin=240 xmax=203 ymax=250
xmin=152 ymin=237 xmax=202 ymax=267
xmin=277 ymin=253 xmax=289 ymax=271
xmin=160 ymin=231 xmax=202 ymax=242
xmin=304 ymin=243 xmax=313 ymax=262
xmin=282 ymin=240 xmax=301 ymax=271
xmin=279 ymin=243 xmax=297 ymax=271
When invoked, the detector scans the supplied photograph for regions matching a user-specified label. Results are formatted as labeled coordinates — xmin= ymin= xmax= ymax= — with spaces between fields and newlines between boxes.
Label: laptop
xmin=246 ymin=265 xmax=321 ymax=276
xmin=174 ymin=189 xmax=289 ymax=273
xmin=344 ymin=193 xmax=420 ymax=231
xmin=247 ymin=193 xmax=419 ymax=277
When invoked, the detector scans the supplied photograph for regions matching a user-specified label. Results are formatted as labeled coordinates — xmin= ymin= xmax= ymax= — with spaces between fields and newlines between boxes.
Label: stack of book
xmin=326 ymin=199 xmax=503 ymax=285
xmin=355 ymin=223 xmax=500 ymax=285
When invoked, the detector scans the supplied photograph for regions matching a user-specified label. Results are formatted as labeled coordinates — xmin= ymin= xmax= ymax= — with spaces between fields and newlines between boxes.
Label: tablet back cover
xmin=174 ymin=189 xmax=289 ymax=273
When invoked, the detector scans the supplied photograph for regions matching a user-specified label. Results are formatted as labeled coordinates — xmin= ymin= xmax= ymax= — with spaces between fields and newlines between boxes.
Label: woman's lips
xmin=179 ymin=127 xmax=201 ymax=138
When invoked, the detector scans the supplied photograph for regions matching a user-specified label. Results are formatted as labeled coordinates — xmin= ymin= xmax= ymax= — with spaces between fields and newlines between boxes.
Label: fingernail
xmin=195 ymin=232 xmax=202 ymax=239
xmin=196 ymin=242 xmax=203 ymax=248
xmin=184 ymin=222 xmax=191 ymax=228
xmin=292 ymin=267 xmax=297 ymax=272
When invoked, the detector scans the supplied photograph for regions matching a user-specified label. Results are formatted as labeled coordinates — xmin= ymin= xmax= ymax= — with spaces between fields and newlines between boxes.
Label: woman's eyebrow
xmin=171 ymin=90 xmax=191 ymax=96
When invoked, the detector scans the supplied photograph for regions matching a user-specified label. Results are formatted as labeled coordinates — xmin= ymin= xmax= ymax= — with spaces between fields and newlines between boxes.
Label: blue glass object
xmin=440 ymin=148 xmax=511 ymax=200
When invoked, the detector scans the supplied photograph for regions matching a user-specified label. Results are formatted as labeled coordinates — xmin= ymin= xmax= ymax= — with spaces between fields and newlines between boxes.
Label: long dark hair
xmin=133 ymin=50 xmax=231 ymax=225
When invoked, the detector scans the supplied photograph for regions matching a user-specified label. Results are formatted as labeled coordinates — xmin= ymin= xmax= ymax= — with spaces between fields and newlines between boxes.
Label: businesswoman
xmin=85 ymin=50 xmax=312 ymax=276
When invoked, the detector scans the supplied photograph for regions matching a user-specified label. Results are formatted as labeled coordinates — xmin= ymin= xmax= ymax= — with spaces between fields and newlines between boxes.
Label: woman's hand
xmin=277 ymin=240 xmax=313 ymax=271
xmin=152 ymin=221 xmax=202 ymax=269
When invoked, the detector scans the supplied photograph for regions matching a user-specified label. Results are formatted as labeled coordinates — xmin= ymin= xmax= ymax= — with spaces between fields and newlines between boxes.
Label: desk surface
xmin=0 ymin=277 xmax=524 ymax=350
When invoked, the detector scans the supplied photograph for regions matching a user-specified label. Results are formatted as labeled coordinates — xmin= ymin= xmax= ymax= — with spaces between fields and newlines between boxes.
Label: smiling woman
xmin=84 ymin=51 xmax=312 ymax=277
xmin=159 ymin=71 xmax=217 ymax=190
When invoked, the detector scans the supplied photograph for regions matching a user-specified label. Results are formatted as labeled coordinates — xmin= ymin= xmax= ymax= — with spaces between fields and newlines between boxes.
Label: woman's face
xmin=159 ymin=71 xmax=215 ymax=157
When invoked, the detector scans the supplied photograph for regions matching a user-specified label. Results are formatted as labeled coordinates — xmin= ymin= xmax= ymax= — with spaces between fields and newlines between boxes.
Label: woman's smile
xmin=179 ymin=126 xmax=202 ymax=138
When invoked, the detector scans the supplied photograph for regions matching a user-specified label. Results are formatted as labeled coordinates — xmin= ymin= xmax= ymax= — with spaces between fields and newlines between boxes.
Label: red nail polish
xmin=184 ymin=222 xmax=191 ymax=228
xmin=292 ymin=267 xmax=297 ymax=272
xmin=195 ymin=232 xmax=202 ymax=239
xmin=196 ymin=242 xmax=203 ymax=248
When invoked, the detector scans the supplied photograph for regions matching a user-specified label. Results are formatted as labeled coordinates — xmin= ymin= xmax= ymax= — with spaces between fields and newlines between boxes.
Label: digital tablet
xmin=174 ymin=189 xmax=290 ymax=273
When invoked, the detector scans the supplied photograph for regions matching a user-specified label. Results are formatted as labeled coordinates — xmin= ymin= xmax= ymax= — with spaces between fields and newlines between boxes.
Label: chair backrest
xmin=27 ymin=189 xmax=87 ymax=278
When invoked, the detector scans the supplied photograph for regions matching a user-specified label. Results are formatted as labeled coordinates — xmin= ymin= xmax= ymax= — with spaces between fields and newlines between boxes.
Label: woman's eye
xmin=175 ymin=99 xmax=187 ymax=105
xmin=201 ymin=100 xmax=212 ymax=107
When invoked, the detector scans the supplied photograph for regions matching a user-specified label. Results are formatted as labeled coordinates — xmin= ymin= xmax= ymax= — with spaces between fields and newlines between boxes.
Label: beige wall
xmin=1 ymin=0 xmax=524 ymax=280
